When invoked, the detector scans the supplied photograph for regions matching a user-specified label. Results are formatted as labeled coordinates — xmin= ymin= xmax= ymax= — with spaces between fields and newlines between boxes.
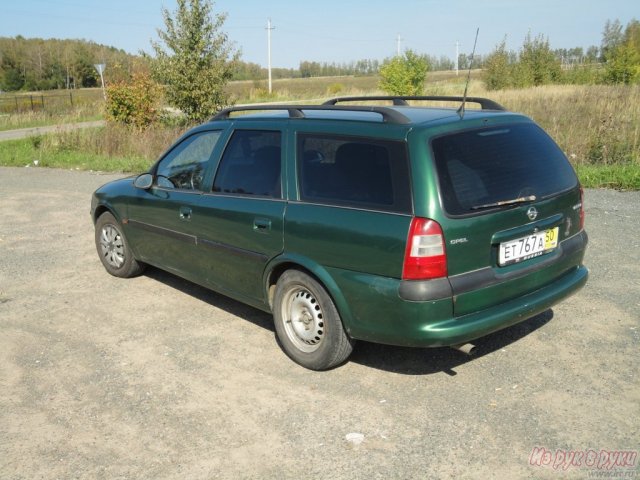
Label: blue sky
xmin=1 ymin=0 xmax=637 ymax=68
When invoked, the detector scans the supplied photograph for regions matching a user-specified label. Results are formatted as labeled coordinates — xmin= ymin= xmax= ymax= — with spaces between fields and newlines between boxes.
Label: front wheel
xmin=273 ymin=270 xmax=354 ymax=370
xmin=95 ymin=212 xmax=145 ymax=278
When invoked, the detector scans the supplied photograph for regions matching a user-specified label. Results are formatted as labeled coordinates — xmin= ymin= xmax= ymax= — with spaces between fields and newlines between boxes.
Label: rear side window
xmin=431 ymin=123 xmax=578 ymax=216
xmin=297 ymin=134 xmax=411 ymax=213
xmin=213 ymin=130 xmax=282 ymax=198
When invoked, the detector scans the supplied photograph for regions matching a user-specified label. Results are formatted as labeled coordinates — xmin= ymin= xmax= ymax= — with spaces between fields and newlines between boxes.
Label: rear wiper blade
xmin=471 ymin=195 xmax=537 ymax=210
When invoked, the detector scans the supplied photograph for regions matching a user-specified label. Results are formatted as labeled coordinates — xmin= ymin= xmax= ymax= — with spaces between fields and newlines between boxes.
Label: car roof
xmin=207 ymin=96 xmax=513 ymax=128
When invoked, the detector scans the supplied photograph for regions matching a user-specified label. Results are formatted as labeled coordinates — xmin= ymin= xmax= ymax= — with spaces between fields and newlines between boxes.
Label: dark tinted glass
xmin=431 ymin=123 xmax=578 ymax=215
xmin=213 ymin=130 xmax=282 ymax=198
xmin=298 ymin=134 xmax=411 ymax=213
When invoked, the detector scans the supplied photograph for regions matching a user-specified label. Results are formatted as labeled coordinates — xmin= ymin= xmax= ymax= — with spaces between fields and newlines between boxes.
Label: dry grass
xmin=230 ymin=76 xmax=639 ymax=166
xmin=0 ymin=123 xmax=187 ymax=172
xmin=1 ymin=78 xmax=638 ymax=188
xmin=488 ymin=84 xmax=639 ymax=165
xmin=0 ymin=105 xmax=102 ymax=131
xmin=46 ymin=123 xmax=187 ymax=163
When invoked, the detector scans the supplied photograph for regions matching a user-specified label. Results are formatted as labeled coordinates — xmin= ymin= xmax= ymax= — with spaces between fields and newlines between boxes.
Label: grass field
xmin=0 ymin=76 xmax=638 ymax=190
xmin=0 ymin=88 xmax=104 ymax=130
xmin=226 ymin=70 xmax=481 ymax=103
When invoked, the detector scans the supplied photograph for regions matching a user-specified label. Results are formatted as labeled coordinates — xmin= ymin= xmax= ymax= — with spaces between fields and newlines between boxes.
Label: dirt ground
xmin=0 ymin=166 xmax=638 ymax=480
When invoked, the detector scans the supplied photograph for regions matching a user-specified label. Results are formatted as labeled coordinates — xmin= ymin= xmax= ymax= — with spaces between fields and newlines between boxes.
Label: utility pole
xmin=455 ymin=41 xmax=460 ymax=76
xmin=396 ymin=34 xmax=403 ymax=56
xmin=267 ymin=18 xmax=275 ymax=94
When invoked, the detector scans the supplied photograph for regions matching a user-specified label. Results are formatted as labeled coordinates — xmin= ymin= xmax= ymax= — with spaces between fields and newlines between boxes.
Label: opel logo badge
xmin=527 ymin=206 xmax=538 ymax=221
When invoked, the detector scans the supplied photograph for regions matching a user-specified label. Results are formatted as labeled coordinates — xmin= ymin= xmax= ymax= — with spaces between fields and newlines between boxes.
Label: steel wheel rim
xmin=99 ymin=224 xmax=125 ymax=269
xmin=281 ymin=285 xmax=325 ymax=353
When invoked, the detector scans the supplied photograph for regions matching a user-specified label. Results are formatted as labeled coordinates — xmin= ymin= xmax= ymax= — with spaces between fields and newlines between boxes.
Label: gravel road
xmin=0 ymin=166 xmax=638 ymax=479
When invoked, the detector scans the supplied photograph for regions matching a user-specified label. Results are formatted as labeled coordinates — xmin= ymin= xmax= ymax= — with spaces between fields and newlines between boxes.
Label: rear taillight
xmin=579 ymin=186 xmax=585 ymax=231
xmin=402 ymin=217 xmax=447 ymax=280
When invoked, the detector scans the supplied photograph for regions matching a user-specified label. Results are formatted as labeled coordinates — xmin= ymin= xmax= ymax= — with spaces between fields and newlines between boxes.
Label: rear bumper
xmin=409 ymin=264 xmax=588 ymax=346
xmin=337 ymin=264 xmax=588 ymax=347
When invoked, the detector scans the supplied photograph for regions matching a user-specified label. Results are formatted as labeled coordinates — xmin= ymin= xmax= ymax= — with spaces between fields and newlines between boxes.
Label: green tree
xmin=604 ymin=19 xmax=640 ymax=84
xmin=601 ymin=19 xmax=624 ymax=61
xmin=517 ymin=33 xmax=562 ymax=86
xmin=150 ymin=0 xmax=239 ymax=123
xmin=1 ymin=67 xmax=25 ymax=91
xmin=483 ymin=39 xmax=511 ymax=90
xmin=378 ymin=50 xmax=429 ymax=95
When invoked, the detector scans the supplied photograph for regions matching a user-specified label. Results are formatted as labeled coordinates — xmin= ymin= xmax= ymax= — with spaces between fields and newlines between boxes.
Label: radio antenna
xmin=457 ymin=28 xmax=479 ymax=119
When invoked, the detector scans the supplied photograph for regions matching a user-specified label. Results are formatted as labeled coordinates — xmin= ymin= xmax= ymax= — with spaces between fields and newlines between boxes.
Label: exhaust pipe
xmin=452 ymin=343 xmax=476 ymax=355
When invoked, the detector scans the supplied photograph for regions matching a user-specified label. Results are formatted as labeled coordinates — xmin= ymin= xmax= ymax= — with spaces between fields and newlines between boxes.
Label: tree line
xmin=0 ymin=36 xmax=144 ymax=91
xmin=4 ymin=20 xmax=635 ymax=94
xmin=0 ymin=34 xmax=460 ymax=93
xmin=483 ymin=19 xmax=640 ymax=90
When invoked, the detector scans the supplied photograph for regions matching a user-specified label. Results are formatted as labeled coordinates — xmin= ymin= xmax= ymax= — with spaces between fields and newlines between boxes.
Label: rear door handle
xmin=179 ymin=206 xmax=192 ymax=221
xmin=253 ymin=218 xmax=271 ymax=232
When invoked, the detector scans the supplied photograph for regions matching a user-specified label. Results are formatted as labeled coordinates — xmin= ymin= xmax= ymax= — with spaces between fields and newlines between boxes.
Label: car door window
xmin=298 ymin=134 xmax=411 ymax=213
xmin=156 ymin=130 xmax=222 ymax=191
xmin=212 ymin=130 xmax=282 ymax=198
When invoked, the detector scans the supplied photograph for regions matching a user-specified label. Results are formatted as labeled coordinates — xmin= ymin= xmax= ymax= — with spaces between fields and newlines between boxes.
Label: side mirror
xmin=133 ymin=173 xmax=153 ymax=190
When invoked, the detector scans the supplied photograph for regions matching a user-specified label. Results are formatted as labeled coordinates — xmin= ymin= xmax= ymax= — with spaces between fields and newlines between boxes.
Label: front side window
xmin=297 ymin=134 xmax=411 ymax=213
xmin=213 ymin=130 xmax=282 ymax=198
xmin=431 ymin=123 xmax=578 ymax=216
xmin=156 ymin=130 xmax=222 ymax=191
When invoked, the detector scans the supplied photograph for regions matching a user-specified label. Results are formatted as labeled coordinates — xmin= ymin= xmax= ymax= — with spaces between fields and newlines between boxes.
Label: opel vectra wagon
xmin=91 ymin=96 xmax=588 ymax=370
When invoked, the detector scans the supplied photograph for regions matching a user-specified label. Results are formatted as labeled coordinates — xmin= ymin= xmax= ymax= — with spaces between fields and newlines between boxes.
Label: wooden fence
xmin=0 ymin=91 xmax=103 ymax=114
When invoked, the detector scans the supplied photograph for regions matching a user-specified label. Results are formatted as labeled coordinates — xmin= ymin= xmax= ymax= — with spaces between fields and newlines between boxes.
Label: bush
xmin=379 ymin=50 xmax=429 ymax=95
xmin=518 ymin=34 xmax=562 ymax=86
xmin=327 ymin=83 xmax=344 ymax=95
xmin=604 ymin=43 xmax=640 ymax=84
xmin=484 ymin=34 xmax=561 ymax=90
xmin=105 ymin=73 xmax=162 ymax=129
xmin=604 ymin=19 xmax=640 ymax=85
xmin=561 ymin=65 xmax=604 ymax=85
xmin=484 ymin=40 xmax=511 ymax=90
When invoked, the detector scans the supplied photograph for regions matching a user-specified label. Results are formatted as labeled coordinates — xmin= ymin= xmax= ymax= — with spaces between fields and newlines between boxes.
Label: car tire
xmin=95 ymin=212 xmax=145 ymax=278
xmin=273 ymin=270 xmax=354 ymax=370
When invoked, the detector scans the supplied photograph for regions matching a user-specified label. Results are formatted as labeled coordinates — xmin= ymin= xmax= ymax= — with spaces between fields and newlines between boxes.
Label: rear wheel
xmin=95 ymin=212 xmax=145 ymax=278
xmin=273 ymin=270 xmax=354 ymax=370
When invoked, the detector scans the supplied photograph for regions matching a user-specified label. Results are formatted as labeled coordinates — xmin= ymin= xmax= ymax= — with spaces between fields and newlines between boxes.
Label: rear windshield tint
xmin=431 ymin=123 xmax=578 ymax=216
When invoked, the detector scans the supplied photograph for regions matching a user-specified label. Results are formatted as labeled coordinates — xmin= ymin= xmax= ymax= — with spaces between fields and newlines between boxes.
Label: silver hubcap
xmin=99 ymin=224 xmax=125 ymax=268
xmin=282 ymin=287 xmax=325 ymax=353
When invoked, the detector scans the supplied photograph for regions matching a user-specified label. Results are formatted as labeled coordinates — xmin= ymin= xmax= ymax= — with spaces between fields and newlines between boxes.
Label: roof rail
xmin=211 ymin=104 xmax=411 ymax=124
xmin=322 ymin=95 xmax=506 ymax=111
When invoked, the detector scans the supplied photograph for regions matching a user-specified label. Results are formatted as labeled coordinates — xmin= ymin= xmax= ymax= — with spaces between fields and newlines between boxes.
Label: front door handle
xmin=179 ymin=206 xmax=192 ymax=221
xmin=253 ymin=218 xmax=271 ymax=232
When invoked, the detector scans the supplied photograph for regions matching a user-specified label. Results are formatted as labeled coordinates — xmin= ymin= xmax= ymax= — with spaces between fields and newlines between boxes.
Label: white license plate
xmin=499 ymin=227 xmax=559 ymax=266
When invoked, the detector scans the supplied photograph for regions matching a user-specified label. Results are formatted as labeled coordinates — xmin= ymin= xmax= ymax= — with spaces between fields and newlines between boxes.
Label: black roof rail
xmin=322 ymin=95 xmax=507 ymax=111
xmin=211 ymin=104 xmax=411 ymax=124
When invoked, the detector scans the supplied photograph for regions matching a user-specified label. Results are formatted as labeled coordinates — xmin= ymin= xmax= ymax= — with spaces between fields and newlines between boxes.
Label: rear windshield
xmin=431 ymin=123 xmax=578 ymax=216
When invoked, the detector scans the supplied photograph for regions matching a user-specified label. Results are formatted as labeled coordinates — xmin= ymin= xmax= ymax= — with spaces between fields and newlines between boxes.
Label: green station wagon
xmin=91 ymin=96 xmax=588 ymax=370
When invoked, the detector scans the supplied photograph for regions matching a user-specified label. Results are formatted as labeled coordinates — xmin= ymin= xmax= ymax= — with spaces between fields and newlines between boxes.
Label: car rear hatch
xmin=430 ymin=121 xmax=586 ymax=316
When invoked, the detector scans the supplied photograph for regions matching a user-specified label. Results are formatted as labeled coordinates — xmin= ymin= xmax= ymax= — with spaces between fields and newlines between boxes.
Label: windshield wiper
xmin=471 ymin=195 xmax=537 ymax=210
